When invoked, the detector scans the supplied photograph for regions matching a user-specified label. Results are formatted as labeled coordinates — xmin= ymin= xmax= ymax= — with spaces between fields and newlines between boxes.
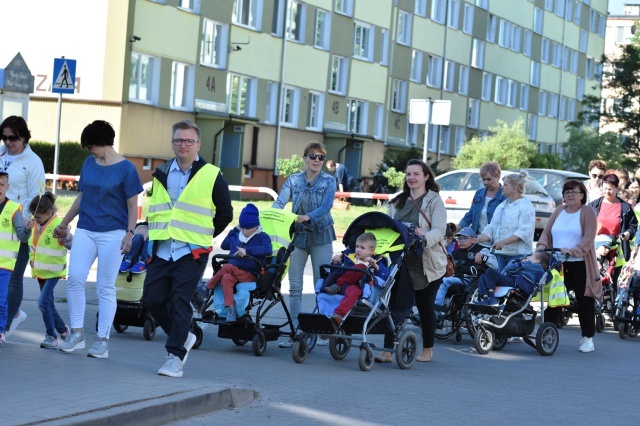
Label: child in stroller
xmin=321 ymin=232 xmax=389 ymax=327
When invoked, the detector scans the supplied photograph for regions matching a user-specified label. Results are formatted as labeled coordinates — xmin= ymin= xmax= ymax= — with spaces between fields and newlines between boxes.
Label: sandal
xmin=374 ymin=353 xmax=392 ymax=363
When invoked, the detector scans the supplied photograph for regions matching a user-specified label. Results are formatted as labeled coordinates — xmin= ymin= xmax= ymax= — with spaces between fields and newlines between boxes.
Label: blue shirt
xmin=77 ymin=157 xmax=142 ymax=232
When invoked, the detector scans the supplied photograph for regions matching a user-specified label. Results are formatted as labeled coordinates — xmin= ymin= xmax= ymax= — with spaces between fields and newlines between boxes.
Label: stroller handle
xmin=211 ymin=254 xmax=263 ymax=271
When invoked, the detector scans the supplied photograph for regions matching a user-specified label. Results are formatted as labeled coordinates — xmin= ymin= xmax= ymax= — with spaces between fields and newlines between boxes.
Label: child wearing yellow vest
xmin=0 ymin=171 xmax=32 ymax=345
xmin=26 ymin=192 xmax=72 ymax=349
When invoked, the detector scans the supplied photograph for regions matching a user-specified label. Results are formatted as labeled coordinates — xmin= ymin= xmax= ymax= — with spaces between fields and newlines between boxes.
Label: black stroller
xmin=615 ymin=265 xmax=640 ymax=339
xmin=292 ymin=212 xmax=419 ymax=371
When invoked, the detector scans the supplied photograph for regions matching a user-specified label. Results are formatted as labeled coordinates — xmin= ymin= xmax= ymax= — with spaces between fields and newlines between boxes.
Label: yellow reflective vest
xmin=148 ymin=163 xmax=219 ymax=248
xmin=30 ymin=216 xmax=67 ymax=279
xmin=0 ymin=200 xmax=23 ymax=271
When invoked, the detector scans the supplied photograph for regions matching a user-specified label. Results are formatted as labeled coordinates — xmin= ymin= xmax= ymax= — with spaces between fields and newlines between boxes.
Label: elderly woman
xmin=272 ymin=142 xmax=336 ymax=348
xmin=457 ymin=161 xmax=506 ymax=235
xmin=537 ymin=180 xmax=600 ymax=352
xmin=476 ymin=172 xmax=535 ymax=273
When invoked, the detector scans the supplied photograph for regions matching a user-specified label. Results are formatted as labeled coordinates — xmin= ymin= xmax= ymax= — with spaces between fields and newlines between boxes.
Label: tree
xmin=453 ymin=118 xmax=537 ymax=169
xmin=276 ymin=154 xmax=305 ymax=178
xmin=561 ymin=127 xmax=624 ymax=172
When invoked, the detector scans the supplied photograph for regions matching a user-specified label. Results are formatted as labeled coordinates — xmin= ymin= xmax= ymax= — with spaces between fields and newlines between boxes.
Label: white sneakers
xmin=5 ymin=310 xmax=27 ymax=338
xmin=158 ymin=332 xmax=196 ymax=378
xmin=579 ymin=336 xmax=594 ymax=353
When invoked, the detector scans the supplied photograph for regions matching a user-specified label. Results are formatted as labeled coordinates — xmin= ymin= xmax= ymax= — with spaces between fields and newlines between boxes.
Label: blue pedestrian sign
xmin=52 ymin=58 xmax=76 ymax=94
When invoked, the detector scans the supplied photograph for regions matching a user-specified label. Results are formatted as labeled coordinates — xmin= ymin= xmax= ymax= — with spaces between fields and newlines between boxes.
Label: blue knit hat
xmin=239 ymin=203 xmax=260 ymax=229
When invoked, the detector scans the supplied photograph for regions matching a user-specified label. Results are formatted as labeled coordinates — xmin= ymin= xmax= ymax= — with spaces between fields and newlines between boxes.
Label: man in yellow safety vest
xmin=143 ymin=120 xmax=232 ymax=378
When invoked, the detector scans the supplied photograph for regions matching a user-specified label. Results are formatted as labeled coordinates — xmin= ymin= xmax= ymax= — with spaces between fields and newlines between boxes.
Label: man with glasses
xmin=143 ymin=119 xmax=232 ymax=378
xmin=433 ymin=227 xmax=497 ymax=310
xmin=587 ymin=159 xmax=607 ymax=203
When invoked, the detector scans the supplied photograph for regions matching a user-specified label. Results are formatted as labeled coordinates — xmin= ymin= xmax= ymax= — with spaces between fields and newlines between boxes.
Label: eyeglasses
xmin=591 ymin=174 xmax=604 ymax=179
xmin=0 ymin=135 xmax=20 ymax=143
xmin=172 ymin=139 xmax=197 ymax=146
xmin=563 ymin=190 xmax=582 ymax=196
xmin=306 ymin=153 xmax=326 ymax=161
xmin=456 ymin=236 xmax=473 ymax=241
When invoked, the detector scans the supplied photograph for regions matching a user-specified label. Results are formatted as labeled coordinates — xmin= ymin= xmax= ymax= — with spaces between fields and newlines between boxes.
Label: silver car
xmin=435 ymin=169 xmax=556 ymax=239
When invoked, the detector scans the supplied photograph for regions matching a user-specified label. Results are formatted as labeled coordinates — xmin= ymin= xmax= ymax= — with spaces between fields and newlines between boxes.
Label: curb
xmin=36 ymin=387 xmax=254 ymax=426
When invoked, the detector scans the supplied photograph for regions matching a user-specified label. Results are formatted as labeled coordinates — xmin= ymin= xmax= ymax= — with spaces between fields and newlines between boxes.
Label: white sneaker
xmin=579 ymin=337 xmax=594 ymax=353
xmin=58 ymin=329 xmax=86 ymax=353
xmin=158 ymin=353 xmax=183 ymax=377
xmin=317 ymin=337 xmax=329 ymax=346
xmin=5 ymin=310 xmax=27 ymax=338
xmin=579 ymin=336 xmax=587 ymax=346
xmin=181 ymin=332 xmax=196 ymax=366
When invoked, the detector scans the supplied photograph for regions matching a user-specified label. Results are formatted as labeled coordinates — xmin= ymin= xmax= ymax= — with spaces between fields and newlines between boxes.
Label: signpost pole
xmin=53 ymin=93 xmax=62 ymax=195
xmin=422 ymin=98 xmax=432 ymax=163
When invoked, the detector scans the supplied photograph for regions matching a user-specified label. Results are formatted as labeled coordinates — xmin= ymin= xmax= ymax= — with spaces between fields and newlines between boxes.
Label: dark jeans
xmin=546 ymin=261 xmax=595 ymax=338
xmin=124 ymin=234 xmax=149 ymax=264
xmin=6 ymin=242 xmax=29 ymax=329
xmin=38 ymin=278 xmax=67 ymax=337
xmin=142 ymin=255 xmax=207 ymax=360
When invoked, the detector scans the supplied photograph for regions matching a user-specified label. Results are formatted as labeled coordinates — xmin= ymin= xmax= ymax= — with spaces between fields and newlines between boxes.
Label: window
xmin=579 ymin=29 xmax=588 ymax=53
xmin=170 ymin=61 xmax=193 ymax=110
xmin=179 ymin=0 xmax=200 ymax=13
xmin=426 ymin=54 xmax=443 ymax=88
xmin=454 ymin=126 xmax=465 ymax=154
xmin=541 ymin=38 xmax=549 ymax=64
xmin=548 ymin=93 xmax=558 ymax=118
xmin=570 ymin=50 xmax=578 ymax=74
xmin=374 ymin=104 xmax=384 ymax=139
xmin=487 ymin=14 xmax=496 ymax=43
xmin=397 ymin=11 xmax=412 ymax=45
xmin=129 ymin=52 xmax=156 ymax=103
xmin=538 ymin=90 xmax=548 ymax=116
xmin=585 ymin=57 xmax=594 ymax=80
xmin=551 ymin=42 xmax=562 ymax=68
xmin=511 ymin=25 xmax=521 ymax=53
xmin=534 ymin=7 xmax=543 ymax=34
xmin=565 ymin=0 xmax=573 ymax=21
xmin=528 ymin=114 xmax=538 ymax=140
xmin=439 ymin=126 xmax=451 ymax=154
xmin=391 ymin=79 xmax=407 ymax=113
xmin=544 ymin=0 xmax=553 ymax=11
xmin=563 ymin=46 xmax=570 ymax=71
xmin=415 ymin=0 xmax=427 ymax=17
xmin=307 ymin=91 xmax=324 ymax=130
xmin=410 ymin=50 xmax=423 ymax=83
xmin=380 ymin=29 xmax=390 ymax=65
xmin=482 ymin=72 xmax=492 ymax=101
xmin=407 ymin=123 xmax=419 ymax=146
xmin=499 ymin=20 xmax=512 ymax=48
xmin=286 ymin=1 xmax=306 ymax=42
xmin=353 ymin=22 xmax=374 ymax=61
xmin=280 ymin=85 xmax=300 ymax=126
xmin=554 ymin=0 xmax=565 ymax=16
xmin=444 ymin=60 xmax=455 ymax=92
xmin=559 ymin=95 xmax=567 ymax=120
xmin=568 ymin=98 xmax=576 ymax=122
xmin=476 ymin=0 xmax=488 ymax=9
xmin=329 ymin=55 xmax=348 ymax=95
xmin=348 ymin=99 xmax=368 ymax=134
xmin=523 ymin=30 xmax=532 ymax=57
xmin=458 ymin=65 xmax=469 ymax=95
xmin=530 ymin=61 xmax=540 ymax=87
xmin=143 ymin=158 xmax=152 ymax=171
xmin=228 ymin=74 xmax=257 ymax=116
xmin=598 ymin=13 xmax=605 ymax=37
xmin=265 ymin=82 xmax=278 ymax=124
xmin=463 ymin=3 xmax=474 ymax=34
xmin=595 ymin=62 xmax=603 ymax=84
xmin=495 ymin=76 xmax=507 ymax=105
xmin=314 ymin=9 xmax=331 ymax=50
xmin=201 ymin=19 xmax=228 ymax=69
xmin=519 ymin=84 xmax=529 ymax=111
xmin=589 ymin=9 xmax=596 ymax=32
xmin=272 ymin=0 xmax=284 ymax=36
xmin=467 ymin=98 xmax=480 ymax=128
xmin=471 ymin=39 xmax=484 ymax=69
xmin=335 ymin=0 xmax=353 ymax=16
xmin=233 ymin=0 xmax=263 ymax=30
xmin=576 ymin=77 xmax=584 ymax=100
xmin=507 ymin=79 xmax=517 ymax=107
xmin=448 ymin=0 xmax=460 ymax=29
xmin=431 ymin=0 xmax=446 ymax=24
xmin=573 ymin=1 xmax=581 ymax=25
xmin=427 ymin=124 xmax=438 ymax=151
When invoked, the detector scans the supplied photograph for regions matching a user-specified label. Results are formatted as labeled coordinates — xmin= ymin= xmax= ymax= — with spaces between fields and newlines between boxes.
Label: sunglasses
xmin=0 ymin=135 xmax=20 ymax=143
xmin=306 ymin=153 xmax=326 ymax=161
xmin=591 ymin=174 xmax=604 ymax=179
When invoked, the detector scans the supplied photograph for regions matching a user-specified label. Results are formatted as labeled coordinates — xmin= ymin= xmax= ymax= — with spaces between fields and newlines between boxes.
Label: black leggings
xmin=546 ymin=261 xmax=595 ymax=338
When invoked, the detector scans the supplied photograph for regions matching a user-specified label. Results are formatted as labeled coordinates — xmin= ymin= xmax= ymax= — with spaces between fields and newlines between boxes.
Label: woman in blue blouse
xmin=457 ymin=161 xmax=506 ymax=235
xmin=273 ymin=142 xmax=336 ymax=347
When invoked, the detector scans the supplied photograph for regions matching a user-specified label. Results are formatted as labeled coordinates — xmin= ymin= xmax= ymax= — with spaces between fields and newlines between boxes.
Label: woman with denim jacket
xmin=457 ymin=161 xmax=506 ymax=235
xmin=273 ymin=142 xmax=336 ymax=347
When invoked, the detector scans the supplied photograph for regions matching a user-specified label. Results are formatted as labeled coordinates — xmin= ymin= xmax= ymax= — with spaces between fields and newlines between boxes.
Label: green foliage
xmin=276 ymin=154 xmax=305 ymax=178
xmin=382 ymin=147 xmax=424 ymax=171
xmin=29 ymin=141 xmax=90 ymax=175
xmin=529 ymin=153 xmax=563 ymax=170
xmin=452 ymin=118 xmax=537 ymax=169
xmin=561 ymin=127 xmax=625 ymax=172
xmin=382 ymin=167 xmax=405 ymax=191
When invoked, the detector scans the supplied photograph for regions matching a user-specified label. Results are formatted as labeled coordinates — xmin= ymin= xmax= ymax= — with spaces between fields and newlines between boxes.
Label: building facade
xmin=0 ymin=0 xmax=607 ymax=190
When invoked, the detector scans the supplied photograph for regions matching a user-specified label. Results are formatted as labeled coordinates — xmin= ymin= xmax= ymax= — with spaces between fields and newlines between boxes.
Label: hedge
xmin=29 ymin=141 xmax=90 ymax=175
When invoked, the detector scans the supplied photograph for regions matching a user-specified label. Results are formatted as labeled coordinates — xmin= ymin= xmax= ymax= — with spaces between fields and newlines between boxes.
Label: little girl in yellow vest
xmin=26 ymin=192 xmax=72 ymax=349
xmin=0 ymin=171 xmax=32 ymax=345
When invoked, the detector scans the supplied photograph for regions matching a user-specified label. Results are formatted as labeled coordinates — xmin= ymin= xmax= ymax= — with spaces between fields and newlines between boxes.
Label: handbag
xmin=409 ymin=196 xmax=455 ymax=277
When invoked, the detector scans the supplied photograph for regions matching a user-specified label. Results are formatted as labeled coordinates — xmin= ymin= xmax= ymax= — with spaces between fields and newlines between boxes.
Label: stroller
xmin=466 ymin=250 xmax=561 ymax=356
xmin=189 ymin=208 xmax=298 ymax=356
xmin=615 ymin=263 xmax=640 ymax=339
xmin=292 ymin=212 xmax=419 ymax=371
xmin=434 ymin=277 xmax=480 ymax=344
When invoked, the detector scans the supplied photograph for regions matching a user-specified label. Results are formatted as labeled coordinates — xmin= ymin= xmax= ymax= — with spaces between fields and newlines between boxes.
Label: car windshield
xmin=525 ymin=179 xmax=548 ymax=196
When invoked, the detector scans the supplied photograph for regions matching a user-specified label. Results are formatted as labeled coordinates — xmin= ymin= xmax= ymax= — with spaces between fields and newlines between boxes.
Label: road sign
xmin=52 ymin=58 xmax=76 ymax=94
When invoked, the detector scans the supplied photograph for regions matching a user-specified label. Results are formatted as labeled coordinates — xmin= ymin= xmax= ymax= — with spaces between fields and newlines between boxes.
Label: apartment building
xmin=0 ymin=0 xmax=607 ymax=189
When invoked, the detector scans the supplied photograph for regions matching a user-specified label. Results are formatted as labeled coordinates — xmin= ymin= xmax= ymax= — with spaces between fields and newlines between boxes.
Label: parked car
xmin=435 ymin=169 xmax=556 ymax=239
xmin=512 ymin=168 xmax=589 ymax=206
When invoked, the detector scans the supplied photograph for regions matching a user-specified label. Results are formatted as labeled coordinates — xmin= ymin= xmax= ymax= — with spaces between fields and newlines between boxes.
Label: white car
xmin=435 ymin=169 xmax=556 ymax=238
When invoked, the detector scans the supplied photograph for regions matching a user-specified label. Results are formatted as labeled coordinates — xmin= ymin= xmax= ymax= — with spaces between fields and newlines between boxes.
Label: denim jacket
xmin=458 ymin=186 xmax=506 ymax=234
xmin=272 ymin=170 xmax=336 ymax=234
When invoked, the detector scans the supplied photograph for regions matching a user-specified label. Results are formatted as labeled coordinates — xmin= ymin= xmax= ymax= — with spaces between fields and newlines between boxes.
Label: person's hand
xmin=332 ymin=254 xmax=341 ymax=263
xmin=620 ymin=232 xmax=631 ymax=241
xmin=492 ymin=240 xmax=506 ymax=250
xmin=561 ymin=247 xmax=572 ymax=256
xmin=234 ymin=247 xmax=247 ymax=257
xmin=53 ymin=225 xmax=68 ymax=239
xmin=297 ymin=214 xmax=310 ymax=223
xmin=25 ymin=219 xmax=35 ymax=231
xmin=365 ymin=257 xmax=379 ymax=270
xmin=120 ymin=232 xmax=133 ymax=254
xmin=414 ymin=227 xmax=426 ymax=237
xmin=474 ymin=252 xmax=484 ymax=264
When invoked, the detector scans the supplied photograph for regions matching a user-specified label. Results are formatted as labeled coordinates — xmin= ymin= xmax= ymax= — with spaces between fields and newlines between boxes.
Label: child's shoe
xmin=324 ymin=284 xmax=340 ymax=295
xmin=487 ymin=293 xmax=498 ymax=306
xmin=119 ymin=260 xmax=132 ymax=273
xmin=330 ymin=313 xmax=343 ymax=331
xmin=130 ymin=261 xmax=147 ymax=274
xmin=475 ymin=296 xmax=488 ymax=305
xmin=41 ymin=335 xmax=59 ymax=349
xmin=226 ymin=305 xmax=237 ymax=322
xmin=60 ymin=326 xmax=70 ymax=341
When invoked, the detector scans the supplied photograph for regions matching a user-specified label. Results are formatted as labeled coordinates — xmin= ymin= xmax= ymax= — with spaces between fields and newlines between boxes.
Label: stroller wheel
xmin=190 ymin=323 xmax=203 ymax=350
xmin=453 ymin=331 xmax=463 ymax=345
xmin=232 ymin=338 xmax=248 ymax=346
xmin=305 ymin=334 xmax=318 ymax=353
xmin=143 ymin=318 xmax=155 ymax=341
xmin=395 ymin=330 xmax=417 ymax=369
xmin=474 ymin=327 xmax=494 ymax=355
xmin=358 ymin=346 xmax=375 ymax=372
xmin=619 ymin=322 xmax=630 ymax=339
xmin=113 ymin=321 xmax=128 ymax=334
xmin=329 ymin=332 xmax=351 ymax=361
xmin=535 ymin=322 xmax=559 ymax=356
xmin=595 ymin=314 xmax=605 ymax=333
xmin=292 ymin=339 xmax=308 ymax=364
xmin=252 ymin=331 xmax=267 ymax=356
xmin=613 ymin=321 xmax=619 ymax=332
xmin=493 ymin=334 xmax=508 ymax=351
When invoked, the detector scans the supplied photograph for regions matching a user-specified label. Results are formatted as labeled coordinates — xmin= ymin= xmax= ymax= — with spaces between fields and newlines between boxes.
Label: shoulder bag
xmin=409 ymin=196 xmax=455 ymax=277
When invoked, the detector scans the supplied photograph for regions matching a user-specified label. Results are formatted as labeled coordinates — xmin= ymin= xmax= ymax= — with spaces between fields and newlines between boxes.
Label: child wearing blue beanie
xmin=205 ymin=203 xmax=272 ymax=322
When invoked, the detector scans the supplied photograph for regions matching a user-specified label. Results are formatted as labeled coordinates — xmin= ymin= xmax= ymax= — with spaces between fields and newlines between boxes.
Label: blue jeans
xmin=434 ymin=276 xmax=467 ymax=307
xmin=288 ymin=243 xmax=333 ymax=329
xmin=0 ymin=268 xmax=12 ymax=333
xmin=124 ymin=234 xmax=148 ymax=264
xmin=496 ymin=254 xmax=521 ymax=274
xmin=5 ymin=242 xmax=29 ymax=330
xmin=38 ymin=278 xmax=67 ymax=337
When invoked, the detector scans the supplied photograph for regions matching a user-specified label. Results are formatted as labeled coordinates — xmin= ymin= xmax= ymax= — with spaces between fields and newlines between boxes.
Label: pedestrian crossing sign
xmin=52 ymin=58 xmax=76 ymax=94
